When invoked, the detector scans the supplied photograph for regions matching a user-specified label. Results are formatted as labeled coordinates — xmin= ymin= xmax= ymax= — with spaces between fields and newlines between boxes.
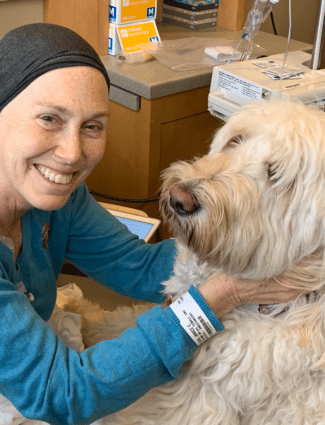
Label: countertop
xmin=101 ymin=22 xmax=313 ymax=100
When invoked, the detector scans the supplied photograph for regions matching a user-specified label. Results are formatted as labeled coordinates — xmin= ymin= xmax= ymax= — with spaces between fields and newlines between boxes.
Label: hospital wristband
xmin=170 ymin=289 xmax=219 ymax=346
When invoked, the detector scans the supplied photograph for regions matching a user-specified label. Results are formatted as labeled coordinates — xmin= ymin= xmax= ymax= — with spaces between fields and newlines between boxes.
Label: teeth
xmin=36 ymin=165 xmax=73 ymax=185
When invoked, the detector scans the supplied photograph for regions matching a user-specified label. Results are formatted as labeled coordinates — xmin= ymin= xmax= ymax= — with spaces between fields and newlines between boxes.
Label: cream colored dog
xmin=66 ymin=101 xmax=325 ymax=425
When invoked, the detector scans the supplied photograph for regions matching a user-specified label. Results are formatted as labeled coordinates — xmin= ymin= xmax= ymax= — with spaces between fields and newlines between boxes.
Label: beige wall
xmin=0 ymin=0 xmax=43 ymax=39
xmin=246 ymin=0 xmax=319 ymax=45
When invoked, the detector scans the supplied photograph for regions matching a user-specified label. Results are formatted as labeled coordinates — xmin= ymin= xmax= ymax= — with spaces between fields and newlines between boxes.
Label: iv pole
xmin=310 ymin=0 xmax=325 ymax=69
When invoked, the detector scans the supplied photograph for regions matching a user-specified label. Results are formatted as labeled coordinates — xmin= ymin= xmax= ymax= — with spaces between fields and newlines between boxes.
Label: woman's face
xmin=0 ymin=66 xmax=109 ymax=212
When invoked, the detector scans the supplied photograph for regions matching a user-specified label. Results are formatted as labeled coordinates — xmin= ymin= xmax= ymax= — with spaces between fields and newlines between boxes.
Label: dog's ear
xmin=221 ymin=135 xmax=244 ymax=151
xmin=209 ymin=123 xmax=248 ymax=154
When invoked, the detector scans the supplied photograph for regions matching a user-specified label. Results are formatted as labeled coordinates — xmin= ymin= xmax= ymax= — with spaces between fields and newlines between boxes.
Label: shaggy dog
xmin=66 ymin=100 xmax=325 ymax=425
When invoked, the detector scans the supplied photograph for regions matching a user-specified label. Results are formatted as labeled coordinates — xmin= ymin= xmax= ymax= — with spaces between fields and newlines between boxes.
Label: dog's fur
xmin=66 ymin=101 xmax=325 ymax=424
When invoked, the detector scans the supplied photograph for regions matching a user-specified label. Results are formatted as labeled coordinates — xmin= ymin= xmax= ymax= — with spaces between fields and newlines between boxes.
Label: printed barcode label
xmin=170 ymin=292 xmax=217 ymax=345
xmin=198 ymin=316 xmax=213 ymax=336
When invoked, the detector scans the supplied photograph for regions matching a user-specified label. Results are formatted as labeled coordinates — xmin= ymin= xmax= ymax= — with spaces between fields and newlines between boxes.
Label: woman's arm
xmin=64 ymin=184 xmax=177 ymax=304
xmin=199 ymin=272 xmax=306 ymax=318
xmin=0 ymin=277 xmax=221 ymax=424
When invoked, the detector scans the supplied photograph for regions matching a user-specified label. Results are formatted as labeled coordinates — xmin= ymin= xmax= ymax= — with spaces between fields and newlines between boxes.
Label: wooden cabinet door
xmin=44 ymin=0 xmax=109 ymax=55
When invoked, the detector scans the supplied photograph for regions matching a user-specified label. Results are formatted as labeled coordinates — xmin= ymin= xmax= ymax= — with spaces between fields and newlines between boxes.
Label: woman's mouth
xmin=35 ymin=165 xmax=75 ymax=184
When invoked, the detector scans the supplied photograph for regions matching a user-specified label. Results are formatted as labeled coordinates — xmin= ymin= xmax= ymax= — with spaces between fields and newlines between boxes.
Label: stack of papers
xmin=253 ymin=60 xmax=305 ymax=80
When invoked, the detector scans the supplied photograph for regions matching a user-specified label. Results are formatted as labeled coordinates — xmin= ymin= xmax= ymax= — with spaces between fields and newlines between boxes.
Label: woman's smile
xmin=34 ymin=164 xmax=75 ymax=185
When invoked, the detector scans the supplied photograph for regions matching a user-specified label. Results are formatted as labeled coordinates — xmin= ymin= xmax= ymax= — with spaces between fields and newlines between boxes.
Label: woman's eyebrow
xmin=35 ymin=102 xmax=109 ymax=118
xmin=36 ymin=102 xmax=69 ymax=114
xmin=91 ymin=111 xmax=110 ymax=119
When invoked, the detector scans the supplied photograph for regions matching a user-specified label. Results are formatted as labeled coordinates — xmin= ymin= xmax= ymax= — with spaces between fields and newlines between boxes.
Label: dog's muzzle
xmin=169 ymin=184 xmax=200 ymax=217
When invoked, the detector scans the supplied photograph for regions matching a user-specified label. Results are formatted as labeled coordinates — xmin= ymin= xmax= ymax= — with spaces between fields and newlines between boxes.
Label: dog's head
xmin=160 ymin=101 xmax=325 ymax=286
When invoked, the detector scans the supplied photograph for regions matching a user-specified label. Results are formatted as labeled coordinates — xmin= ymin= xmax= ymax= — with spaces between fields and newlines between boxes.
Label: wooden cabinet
xmin=85 ymin=85 xmax=223 ymax=240
xmin=44 ymin=0 xmax=109 ymax=54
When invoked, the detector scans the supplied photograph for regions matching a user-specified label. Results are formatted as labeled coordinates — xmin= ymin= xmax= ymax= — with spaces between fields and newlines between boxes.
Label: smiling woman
xmin=0 ymin=66 xmax=109 ymax=213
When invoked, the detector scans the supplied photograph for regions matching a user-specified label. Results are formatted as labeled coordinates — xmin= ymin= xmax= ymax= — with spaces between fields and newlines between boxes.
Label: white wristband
xmin=170 ymin=291 xmax=217 ymax=346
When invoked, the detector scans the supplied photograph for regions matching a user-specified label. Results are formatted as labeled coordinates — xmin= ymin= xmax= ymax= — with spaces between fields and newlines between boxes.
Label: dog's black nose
xmin=169 ymin=184 xmax=199 ymax=216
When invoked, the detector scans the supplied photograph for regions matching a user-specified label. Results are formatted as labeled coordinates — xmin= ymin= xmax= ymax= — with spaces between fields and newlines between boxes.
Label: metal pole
xmin=310 ymin=0 xmax=325 ymax=69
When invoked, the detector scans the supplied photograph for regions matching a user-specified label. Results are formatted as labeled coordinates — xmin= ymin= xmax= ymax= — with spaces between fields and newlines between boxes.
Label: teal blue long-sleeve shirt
xmin=0 ymin=183 xmax=223 ymax=424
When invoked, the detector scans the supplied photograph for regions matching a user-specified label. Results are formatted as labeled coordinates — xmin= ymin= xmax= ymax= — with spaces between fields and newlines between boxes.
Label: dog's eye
xmin=223 ymin=135 xmax=243 ymax=150
xmin=267 ymin=163 xmax=278 ymax=181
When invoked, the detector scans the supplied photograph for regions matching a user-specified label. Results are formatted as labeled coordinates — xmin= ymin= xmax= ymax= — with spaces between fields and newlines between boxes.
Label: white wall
xmin=0 ymin=0 xmax=43 ymax=39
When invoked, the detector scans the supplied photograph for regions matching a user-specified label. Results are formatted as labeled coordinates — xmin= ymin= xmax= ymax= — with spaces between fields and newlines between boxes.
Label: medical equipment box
xmin=109 ymin=20 xmax=160 ymax=55
xmin=109 ymin=0 xmax=157 ymax=24
xmin=208 ymin=52 xmax=325 ymax=120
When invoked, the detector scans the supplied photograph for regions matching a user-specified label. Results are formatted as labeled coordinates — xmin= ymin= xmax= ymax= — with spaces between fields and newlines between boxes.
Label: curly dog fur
xmin=66 ymin=101 xmax=325 ymax=424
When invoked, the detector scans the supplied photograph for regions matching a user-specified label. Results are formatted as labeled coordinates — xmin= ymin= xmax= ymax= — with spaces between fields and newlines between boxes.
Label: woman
xmin=0 ymin=23 xmax=302 ymax=424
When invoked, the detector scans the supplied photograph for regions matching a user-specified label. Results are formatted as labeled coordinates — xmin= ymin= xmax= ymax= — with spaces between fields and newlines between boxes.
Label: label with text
xmin=170 ymin=292 xmax=216 ymax=345
xmin=217 ymin=69 xmax=263 ymax=101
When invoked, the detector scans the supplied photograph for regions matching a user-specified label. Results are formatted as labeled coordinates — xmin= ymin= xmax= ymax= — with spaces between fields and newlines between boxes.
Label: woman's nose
xmin=55 ymin=132 xmax=83 ymax=164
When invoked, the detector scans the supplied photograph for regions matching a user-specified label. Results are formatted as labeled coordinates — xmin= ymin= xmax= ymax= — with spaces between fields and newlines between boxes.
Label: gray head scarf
xmin=0 ymin=23 xmax=110 ymax=111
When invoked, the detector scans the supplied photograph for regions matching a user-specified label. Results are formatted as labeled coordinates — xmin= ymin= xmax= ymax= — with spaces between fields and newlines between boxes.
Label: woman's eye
xmin=83 ymin=122 xmax=104 ymax=136
xmin=40 ymin=115 xmax=55 ymax=122
xmin=38 ymin=115 xmax=60 ymax=128
xmin=86 ymin=124 xmax=101 ymax=130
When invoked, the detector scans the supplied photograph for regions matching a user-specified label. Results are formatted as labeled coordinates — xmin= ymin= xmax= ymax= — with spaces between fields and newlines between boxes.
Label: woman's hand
xmin=198 ymin=272 xmax=306 ymax=318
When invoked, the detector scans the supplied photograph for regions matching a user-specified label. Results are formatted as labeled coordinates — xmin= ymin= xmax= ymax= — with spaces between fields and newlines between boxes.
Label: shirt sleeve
xmin=0 ymin=277 xmax=225 ymax=424
xmin=65 ymin=184 xmax=177 ymax=304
